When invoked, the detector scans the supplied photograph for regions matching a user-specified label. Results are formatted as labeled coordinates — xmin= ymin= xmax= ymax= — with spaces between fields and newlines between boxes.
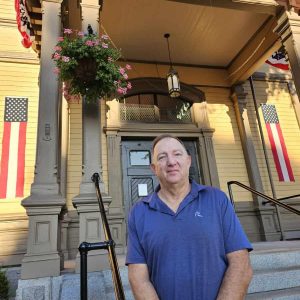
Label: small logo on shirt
xmin=194 ymin=211 xmax=203 ymax=217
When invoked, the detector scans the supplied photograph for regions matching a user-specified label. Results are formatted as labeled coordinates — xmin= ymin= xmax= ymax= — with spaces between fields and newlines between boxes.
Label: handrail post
xmin=79 ymin=242 xmax=89 ymax=300
xmin=91 ymin=172 xmax=125 ymax=300
xmin=78 ymin=174 xmax=125 ymax=300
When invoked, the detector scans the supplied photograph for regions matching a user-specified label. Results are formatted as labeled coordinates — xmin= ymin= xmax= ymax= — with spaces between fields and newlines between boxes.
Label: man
xmin=126 ymin=134 xmax=253 ymax=300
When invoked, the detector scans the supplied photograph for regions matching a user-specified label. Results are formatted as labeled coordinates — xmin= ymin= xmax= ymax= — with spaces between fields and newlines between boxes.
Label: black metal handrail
xmin=227 ymin=181 xmax=300 ymax=216
xmin=79 ymin=173 xmax=125 ymax=300
xmin=262 ymin=193 xmax=300 ymax=205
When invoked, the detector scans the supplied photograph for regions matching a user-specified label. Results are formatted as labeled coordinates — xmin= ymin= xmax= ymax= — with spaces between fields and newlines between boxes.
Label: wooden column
xmin=21 ymin=0 xmax=65 ymax=279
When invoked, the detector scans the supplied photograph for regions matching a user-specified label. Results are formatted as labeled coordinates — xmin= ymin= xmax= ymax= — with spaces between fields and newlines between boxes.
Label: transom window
xmin=119 ymin=93 xmax=192 ymax=123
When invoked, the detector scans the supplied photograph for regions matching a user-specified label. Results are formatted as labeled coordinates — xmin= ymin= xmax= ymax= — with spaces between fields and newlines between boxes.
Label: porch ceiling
xmin=101 ymin=0 xmax=276 ymax=68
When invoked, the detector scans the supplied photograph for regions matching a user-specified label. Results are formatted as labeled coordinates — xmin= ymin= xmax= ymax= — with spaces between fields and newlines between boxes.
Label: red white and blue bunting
xmin=15 ymin=0 xmax=35 ymax=48
xmin=266 ymin=49 xmax=289 ymax=71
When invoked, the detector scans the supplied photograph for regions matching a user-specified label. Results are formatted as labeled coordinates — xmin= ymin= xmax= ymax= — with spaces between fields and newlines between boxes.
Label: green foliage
xmin=0 ymin=269 xmax=9 ymax=300
xmin=52 ymin=29 xmax=132 ymax=103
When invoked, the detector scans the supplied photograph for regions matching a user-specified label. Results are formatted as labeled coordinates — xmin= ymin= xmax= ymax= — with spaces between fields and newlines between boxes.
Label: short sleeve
xmin=221 ymin=193 xmax=253 ymax=254
xmin=125 ymin=206 xmax=147 ymax=265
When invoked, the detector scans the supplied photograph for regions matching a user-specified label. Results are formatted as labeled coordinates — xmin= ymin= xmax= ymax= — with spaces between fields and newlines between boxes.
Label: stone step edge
xmin=248 ymin=268 xmax=300 ymax=293
xmin=246 ymin=286 xmax=300 ymax=299
xmin=251 ymin=248 xmax=300 ymax=255
xmin=252 ymin=266 xmax=300 ymax=275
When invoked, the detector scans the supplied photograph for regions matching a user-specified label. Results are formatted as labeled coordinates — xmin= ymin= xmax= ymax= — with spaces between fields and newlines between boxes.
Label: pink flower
xmin=54 ymin=46 xmax=62 ymax=51
xmin=102 ymin=43 xmax=108 ymax=48
xmin=108 ymin=57 xmax=114 ymax=62
xmin=117 ymin=87 xmax=127 ymax=95
xmin=123 ymin=73 xmax=128 ymax=80
xmin=119 ymin=67 xmax=125 ymax=75
xmin=85 ymin=40 xmax=94 ymax=46
xmin=78 ymin=31 xmax=84 ymax=37
xmin=62 ymin=56 xmax=70 ymax=62
xmin=58 ymin=37 xmax=64 ymax=42
xmin=94 ymin=39 xmax=100 ymax=46
xmin=127 ymin=82 xmax=132 ymax=89
xmin=53 ymin=52 xmax=61 ymax=60
xmin=126 ymin=64 xmax=132 ymax=70
xmin=64 ymin=28 xmax=72 ymax=34
xmin=53 ymin=67 xmax=60 ymax=75
xmin=101 ymin=34 xmax=109 ymax=40
xmin=117 ymin=87 xmax=123 ymax=94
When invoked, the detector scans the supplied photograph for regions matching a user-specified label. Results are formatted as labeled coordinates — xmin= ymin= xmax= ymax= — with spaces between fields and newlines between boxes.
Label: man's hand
xmin=217 ymin=249 xmax=253 ymax=300
xmin=128 ymin=264 xmax=159 ymax=300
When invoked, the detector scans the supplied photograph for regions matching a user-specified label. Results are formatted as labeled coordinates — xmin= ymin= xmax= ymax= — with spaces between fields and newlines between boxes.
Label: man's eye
xmin=158 ymin=156 xmax=166 ymax=161
xmin=175 ymin=152 xmax=182 ymax=156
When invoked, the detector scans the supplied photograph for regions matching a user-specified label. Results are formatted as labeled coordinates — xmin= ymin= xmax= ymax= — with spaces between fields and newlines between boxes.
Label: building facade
xmin=0 ymin=0 xmax=300 ymax=281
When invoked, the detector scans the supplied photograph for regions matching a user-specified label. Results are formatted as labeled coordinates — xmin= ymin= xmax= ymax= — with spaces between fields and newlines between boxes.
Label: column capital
xmin=81 ymin=0 xmax=100 ymax=35
xmin=274 ymin=10 xmax=300 ymax=41
xmin=231 ymin=84 xmax=248 ymax=113
xmin=41 ymin=0 xmax=63 ymax=12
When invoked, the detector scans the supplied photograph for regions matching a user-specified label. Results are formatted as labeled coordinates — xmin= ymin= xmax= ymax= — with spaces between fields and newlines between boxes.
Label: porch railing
xmin=119 ymin=103 xmax=192 ymax=123
xmin=79 ymin=173 xmax=125 ymax=300
xmin=227 ymin=181 xmax=300 ymax=216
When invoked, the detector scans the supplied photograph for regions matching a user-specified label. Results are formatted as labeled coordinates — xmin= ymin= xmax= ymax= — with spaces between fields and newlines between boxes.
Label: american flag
xmin=265 ymin=50 xmax=289 ymax=71
xmin=261 ymin=104 xmax=294 ymax=182
xmin=0 ymin=97 xmax=28 ymax=198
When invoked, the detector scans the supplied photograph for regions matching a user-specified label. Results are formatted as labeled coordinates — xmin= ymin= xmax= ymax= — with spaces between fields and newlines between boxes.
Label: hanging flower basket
xmin=52 ymin=29 xmax=132 ymax=103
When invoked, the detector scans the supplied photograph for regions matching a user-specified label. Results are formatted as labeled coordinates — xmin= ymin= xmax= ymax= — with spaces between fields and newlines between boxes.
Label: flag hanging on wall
xmin=15 ymin=0 xmax=35 ymax=48
xmin=0 ymin=97 xmax=28 ymax=199
xmin=261 ymin=104 xmax=294 ymax=182
xmin=265 ymin=50 xmax=289 ymax=71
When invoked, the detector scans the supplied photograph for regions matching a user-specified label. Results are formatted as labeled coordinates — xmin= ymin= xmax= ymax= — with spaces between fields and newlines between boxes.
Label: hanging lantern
xmin=164 ymin=33 xmax=181 ymax=98
xmin=167 ymin=67 xmax=180 ymax=98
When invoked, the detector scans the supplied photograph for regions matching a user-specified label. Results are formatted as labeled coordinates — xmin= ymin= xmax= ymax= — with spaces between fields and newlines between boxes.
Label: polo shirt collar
xmin=142 ymin=180 xmax=207 ymax=214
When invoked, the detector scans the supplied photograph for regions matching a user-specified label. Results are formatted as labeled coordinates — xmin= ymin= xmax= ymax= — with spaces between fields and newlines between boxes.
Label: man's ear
xmin=150 ymin=163 xmax=156 ymax=174
xmin=187 ymin=155 xmax=192 ymax=167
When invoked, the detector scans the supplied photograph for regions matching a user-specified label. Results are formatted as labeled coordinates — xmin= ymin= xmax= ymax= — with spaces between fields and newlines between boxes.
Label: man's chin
xmin=165 ymin=176 xmax=182 ymax=184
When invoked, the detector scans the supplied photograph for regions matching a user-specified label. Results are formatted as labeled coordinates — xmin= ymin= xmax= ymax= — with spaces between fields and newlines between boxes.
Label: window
xmin=130 ymin=151 xmax=151 ymax=166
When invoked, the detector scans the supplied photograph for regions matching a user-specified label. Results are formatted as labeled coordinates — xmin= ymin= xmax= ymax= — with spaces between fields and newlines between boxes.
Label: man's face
xmin=151 ymin=137 xmax=191 ymax=185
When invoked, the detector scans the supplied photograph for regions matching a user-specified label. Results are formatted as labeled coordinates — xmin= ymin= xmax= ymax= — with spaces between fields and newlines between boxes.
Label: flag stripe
xmin=0 ymin=122 xmax=11 ymax=198
xmin=266 ymin=123 xmax=284 ymax=181
xmin=266 ymin=61 xmax=289 ymax=70
xmin=275 ymin=124 xmax=295 ymax=181
xmin=262 ymin=103 xmax=294 ymax=182
xmin=16 ymin=122 xmax=27 ymax=197
xmin=270 ymin=123 xmax=290 ymax=182
xmin=6 ymin=122 xmax=20 ymax=198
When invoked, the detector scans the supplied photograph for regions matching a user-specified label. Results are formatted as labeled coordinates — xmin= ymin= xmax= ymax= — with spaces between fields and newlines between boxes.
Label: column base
xmin=73 ymin=192 xmax=112 ymax=273
xmin=75 ymin=249 xmax=110 ymax=273
xmin=21 ymin=253 xmax=62 ymax=279
xmin=21 ymin=193 xmax=65 ymax=279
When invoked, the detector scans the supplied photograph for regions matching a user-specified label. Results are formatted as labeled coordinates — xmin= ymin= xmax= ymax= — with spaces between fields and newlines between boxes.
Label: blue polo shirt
xmin=126 ymin=181 xmax=252 ymax=300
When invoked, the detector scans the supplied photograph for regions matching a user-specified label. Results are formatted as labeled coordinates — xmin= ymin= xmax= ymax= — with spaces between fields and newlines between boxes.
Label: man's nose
xmin=167 ymin=155 xmax=177 ymax=165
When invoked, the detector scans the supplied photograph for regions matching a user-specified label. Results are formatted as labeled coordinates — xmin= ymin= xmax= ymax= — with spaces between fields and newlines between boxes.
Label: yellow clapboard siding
xmin=0 ymin=32 xmax=39 ymax=207
xmin=205 ymin=87 xmax=250 ymax=200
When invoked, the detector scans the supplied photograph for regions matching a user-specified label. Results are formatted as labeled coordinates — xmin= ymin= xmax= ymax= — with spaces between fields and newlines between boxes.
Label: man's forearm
xmin=130 ymin=280 xmax=159 ymax=300
xmin=217 ymin=256 xmax=253 ymax=300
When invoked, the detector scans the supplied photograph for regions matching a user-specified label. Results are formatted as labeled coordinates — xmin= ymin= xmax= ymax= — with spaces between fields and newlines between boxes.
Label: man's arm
xmin=128 ymin=264 xmax=159 ymax=300
xmin=217 ymin=249 xmax=253 ymax=300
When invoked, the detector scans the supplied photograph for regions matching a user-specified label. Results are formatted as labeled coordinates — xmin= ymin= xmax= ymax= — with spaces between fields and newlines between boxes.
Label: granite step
xmin=246 ymin=286 xmax=300 ymax=300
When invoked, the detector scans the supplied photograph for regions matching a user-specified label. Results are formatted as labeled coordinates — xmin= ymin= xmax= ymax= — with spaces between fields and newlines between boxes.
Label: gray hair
xmin=151 ymin=134 xmax=188 ymax=155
